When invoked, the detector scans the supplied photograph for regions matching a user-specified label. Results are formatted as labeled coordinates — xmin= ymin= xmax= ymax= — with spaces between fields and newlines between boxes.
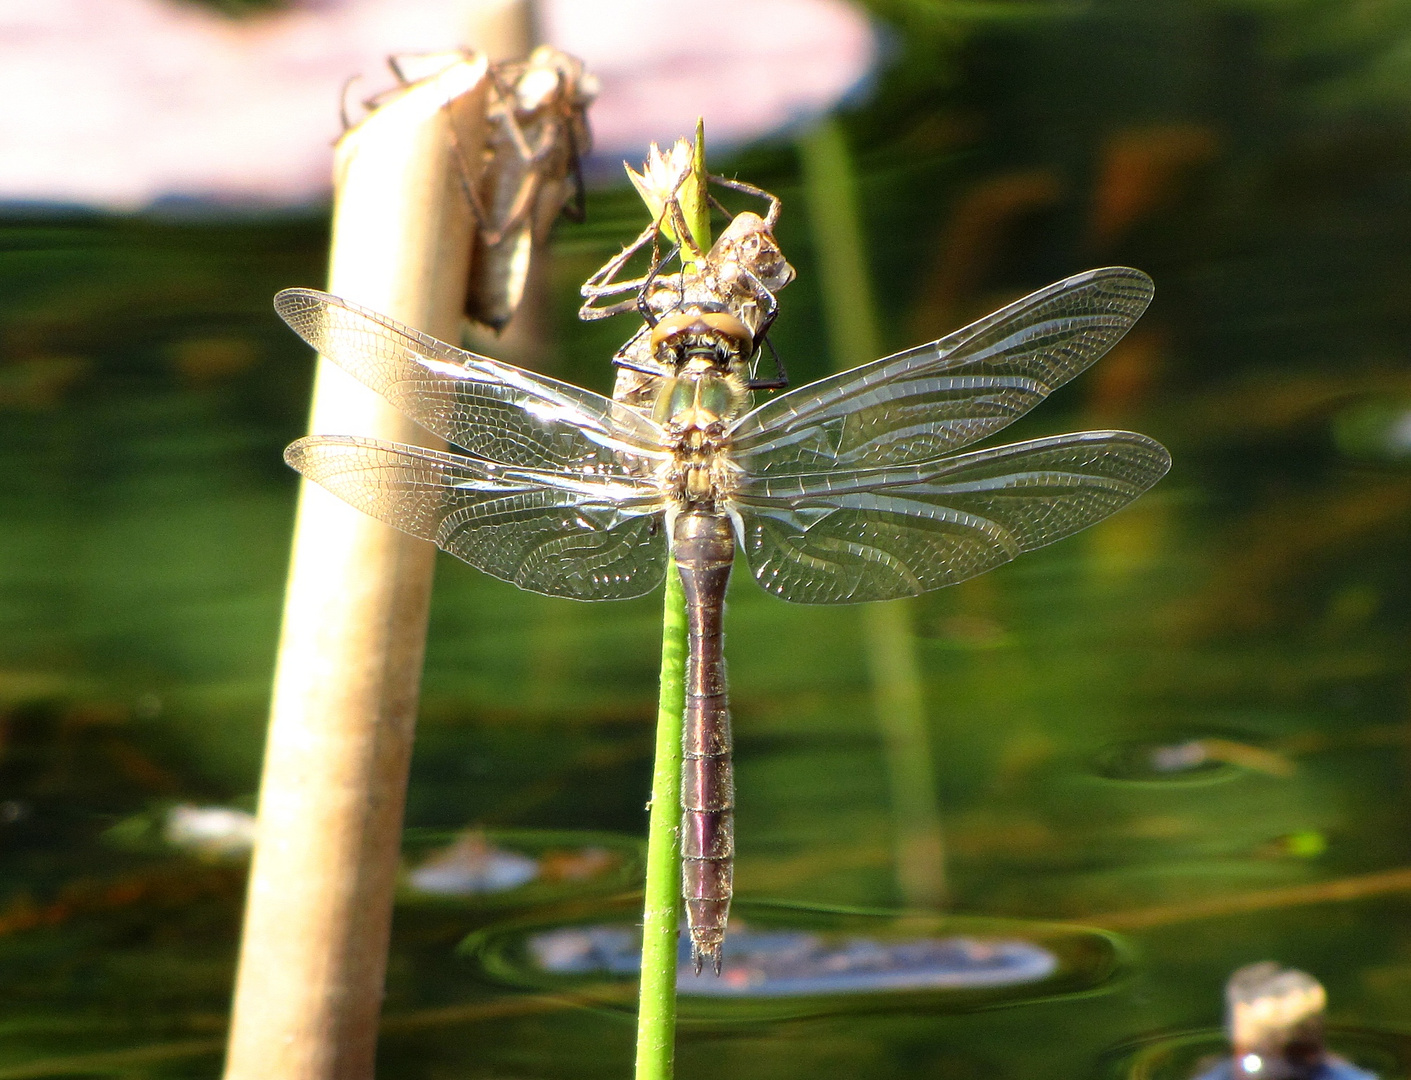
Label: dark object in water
xmin=1193 ymin=963 xmax=1377 ymax=1080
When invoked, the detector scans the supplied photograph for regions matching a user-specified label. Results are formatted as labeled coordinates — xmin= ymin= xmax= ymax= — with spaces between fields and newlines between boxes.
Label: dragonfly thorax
xmin=651 ymin=368 xmax=748 ymax=431
xmin=652 ymin=368 xmax=747 ymax=507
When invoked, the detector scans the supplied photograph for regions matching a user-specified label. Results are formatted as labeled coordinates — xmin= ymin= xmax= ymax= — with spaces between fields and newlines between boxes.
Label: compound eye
xmin=699 ymin=311 xmax=752 ymax=347
xmin=650 ymin=312 xmax=701 ymax=350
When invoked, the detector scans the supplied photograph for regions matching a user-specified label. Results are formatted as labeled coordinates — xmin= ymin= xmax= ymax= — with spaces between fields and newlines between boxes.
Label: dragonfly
xmin=276 ymin=266 xmax=1170 ymax=973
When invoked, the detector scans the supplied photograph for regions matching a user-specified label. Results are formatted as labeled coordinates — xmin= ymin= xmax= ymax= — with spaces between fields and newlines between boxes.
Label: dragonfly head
xmin=650 ymin=304 xmax=753 ymax=371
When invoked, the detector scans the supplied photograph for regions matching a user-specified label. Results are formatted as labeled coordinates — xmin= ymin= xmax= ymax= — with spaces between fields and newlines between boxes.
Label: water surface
xmin=5 ymin=1 xmax=1411 ymax=1076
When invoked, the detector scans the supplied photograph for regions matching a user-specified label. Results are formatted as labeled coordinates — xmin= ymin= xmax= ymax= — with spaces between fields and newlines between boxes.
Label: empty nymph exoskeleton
xmin=579 ymin=174 xmax=796 ymax=410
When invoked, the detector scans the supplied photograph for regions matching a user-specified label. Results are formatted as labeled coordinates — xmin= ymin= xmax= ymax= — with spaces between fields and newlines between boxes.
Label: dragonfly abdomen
xmin=673 ymin=509 xmax=736 ymax=975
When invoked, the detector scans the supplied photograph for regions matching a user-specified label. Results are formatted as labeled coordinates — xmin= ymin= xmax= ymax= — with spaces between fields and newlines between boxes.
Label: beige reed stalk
xmin=223 ymin=56 xmax=490 ymax=1080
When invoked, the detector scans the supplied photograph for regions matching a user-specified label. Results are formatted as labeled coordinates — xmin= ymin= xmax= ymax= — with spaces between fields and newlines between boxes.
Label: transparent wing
xmin=730 ymin=267 xmax=1154 ymax=475
xmin=286 ymin=435 xmax=668 ymax=601
xmin=275 ymin=289 xmax=668 ymax=473
xmin=734 ymin=430 xmax=1170 ymax=604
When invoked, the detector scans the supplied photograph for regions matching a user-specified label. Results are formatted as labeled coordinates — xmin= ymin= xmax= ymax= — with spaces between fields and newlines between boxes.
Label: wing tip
xmin=1082 ymin=265 xmax=1156 ymax=305
xmin=273 ymin=286 xmax=332 ymax=317
xmin=1065 ymin=428 xmax=1173 ymax=488
xmin=284 ymin=433 xmax=368 ymax=474
xmin=283 ymin=438 xmax=308 ymax=470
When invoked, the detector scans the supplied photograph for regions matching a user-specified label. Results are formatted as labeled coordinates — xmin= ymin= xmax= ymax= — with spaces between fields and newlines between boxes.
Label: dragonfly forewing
xmin=733 ymin=430 xmax=1171 ymax=604
xmin=275 ymin=289 xmax=670 ymax=472
xmin=729 ymin=267 xmax=1154 ymax=475
xmin=286 ymin=435 xmax=668 ymax=601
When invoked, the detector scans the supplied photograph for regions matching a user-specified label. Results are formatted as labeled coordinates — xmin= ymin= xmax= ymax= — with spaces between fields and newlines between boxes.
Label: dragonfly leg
xmin=578 ymin=221 xmax=661 ymax=321
xmin=709 ymin=173 xmax=784 ymax=230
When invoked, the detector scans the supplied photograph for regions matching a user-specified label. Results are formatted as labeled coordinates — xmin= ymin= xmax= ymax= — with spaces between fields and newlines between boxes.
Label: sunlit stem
xmin=635 ymin=564 xmax=688 ymax=1080
xmin=224 ymin=55 xmax=490 ymax=1080
xmin=680 ymin=118 xmax=711 ymax=272
xmin=629 ymin=123 xmax=715 ymax=1080
xmin=798 ymin=116 xmax=948 ymax=908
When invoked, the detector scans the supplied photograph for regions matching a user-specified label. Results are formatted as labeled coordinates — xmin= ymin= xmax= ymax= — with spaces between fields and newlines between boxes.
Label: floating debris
xmin=537 ymin=845 xmax=618 ymax=883
xmin=99 ymin=803 xmax=257 ymax=859
xmin=1106 ymin=964 xmax=1403 ymax=1078
xmin=161 ymin=804 xmax=257 ymax=859
xmin=1096 ymin=737 xmax=1293 ymax=782
xmin=399 ymin=829 xmax=637 ymax=905
xmin=406 ymin=832 xmax=540 ymax=896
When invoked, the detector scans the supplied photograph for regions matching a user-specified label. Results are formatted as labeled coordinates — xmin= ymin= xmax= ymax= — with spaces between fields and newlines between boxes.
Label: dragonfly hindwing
xmin=286 ymin=435 xmax=668 ymax=601
xmin=734 ymin=430 xmax=1171 ymax=604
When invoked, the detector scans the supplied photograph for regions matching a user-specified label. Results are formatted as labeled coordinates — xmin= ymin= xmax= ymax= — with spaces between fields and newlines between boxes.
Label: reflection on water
xmin=1108 ymin=1028 xmax=1404 ymax=1080
xmin=525 ymin=923 xmax=1057 ymax=997
xmin=398 ymin=829 xmax=641 ymax=908
xmin=407 ymin=833 xmax=540 ymax=896
xmin=464 ymin=902 xmax=1124 ymax=1020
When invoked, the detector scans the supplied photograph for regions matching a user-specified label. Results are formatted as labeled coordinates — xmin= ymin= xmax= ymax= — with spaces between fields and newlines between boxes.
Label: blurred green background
xmin=7 ymin=0 xmax=1411 ymax=1076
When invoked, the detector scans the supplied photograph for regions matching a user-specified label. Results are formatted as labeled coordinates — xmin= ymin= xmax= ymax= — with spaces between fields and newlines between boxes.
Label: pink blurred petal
xmin=0 ymin=0 xmax=874 ymax=208
xmin=542 ymin=0 xmax=875 ymax=155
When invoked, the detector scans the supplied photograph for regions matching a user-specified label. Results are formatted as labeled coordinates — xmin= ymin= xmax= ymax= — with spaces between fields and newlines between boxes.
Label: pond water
xmin=5 ymin=1 xmax=1411 ymax=1077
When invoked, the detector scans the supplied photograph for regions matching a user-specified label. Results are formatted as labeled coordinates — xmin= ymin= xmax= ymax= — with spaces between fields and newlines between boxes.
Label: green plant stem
xmin=632 ymin=120 xmax=713 ymax=1080
xmin=797 ymin=121 xmax=882 ymax=369
xmin=798 ymin=117 xmax=948 ymax=907
xmin=682 ymin=117 xmax=712 ymax=269
xmin=634 ymin=564 xmax=687 ymax=1080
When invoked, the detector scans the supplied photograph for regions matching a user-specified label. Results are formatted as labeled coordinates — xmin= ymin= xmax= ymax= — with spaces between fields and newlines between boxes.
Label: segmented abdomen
xmin=673 ymin=510 xmax=735 ymax=975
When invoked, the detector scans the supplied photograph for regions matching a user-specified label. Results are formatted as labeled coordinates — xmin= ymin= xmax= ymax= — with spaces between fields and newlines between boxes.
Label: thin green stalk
xmin=634 ymin=564 xmax=687 ymax=1080
xmin=797 ymin=121 xmax=882 ymax=370
xmin=682 ymin=118 xmax=711 ymax=268
xmin=861 ymin=601 xmax=947 ymax=906
xmin=798 ymin=117 xmax=948 ymax=907
xmin=633 ymin=121 xmax=711 ymax=1080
